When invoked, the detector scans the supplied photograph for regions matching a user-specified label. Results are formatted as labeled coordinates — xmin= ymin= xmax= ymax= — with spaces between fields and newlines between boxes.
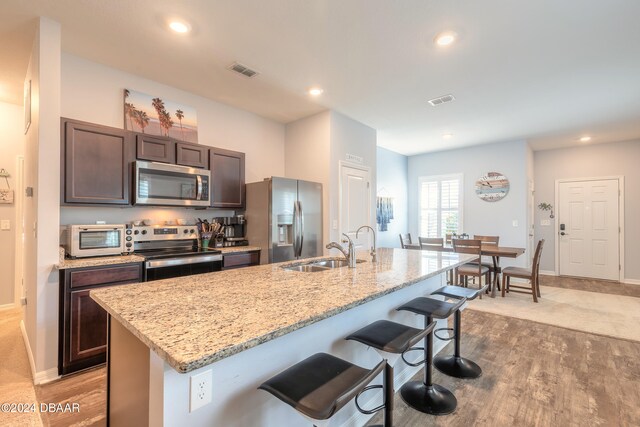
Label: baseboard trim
xmin=0 ymin=303 xmax=16 ymax=311
xmin=20 ymin=320 xmax=60 ymax=385
xmin=34 ymin=368 xmax=60 ymax=385
xmin=342 ymin=340 xmax=447 ymax=427
xmin=623 ymin=278 xmax=640 ymax=286
xmin=539 ymin=270 xmax=557 ymax=276
xmin=20 ymin=319 xmax=37 ymax=382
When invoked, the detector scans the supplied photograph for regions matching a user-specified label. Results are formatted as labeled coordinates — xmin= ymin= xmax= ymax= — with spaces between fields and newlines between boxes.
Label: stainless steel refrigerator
xmin=245 ymin=177 xmax=323 ymax=264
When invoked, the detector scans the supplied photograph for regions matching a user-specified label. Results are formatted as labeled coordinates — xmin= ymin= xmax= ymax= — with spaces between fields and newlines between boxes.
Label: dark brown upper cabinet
xmin=136 ymin=134 xmax=176 ymax=164
xmin=62 ymin=118 xmax=133 ymax=205
xmin=176 ymin=141 xmax=209 ymax=169
xmin=210 ymin=147 xmax=245 ymax=209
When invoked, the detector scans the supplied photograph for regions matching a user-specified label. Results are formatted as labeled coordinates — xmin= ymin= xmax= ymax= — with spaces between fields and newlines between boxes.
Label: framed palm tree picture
xmin=124 ymin=89 xmax=198 ymax=143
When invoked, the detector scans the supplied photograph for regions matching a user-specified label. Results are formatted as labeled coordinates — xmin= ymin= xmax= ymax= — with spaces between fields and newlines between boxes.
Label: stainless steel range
xmin=132 ymin=225 xmax=222 ymax=281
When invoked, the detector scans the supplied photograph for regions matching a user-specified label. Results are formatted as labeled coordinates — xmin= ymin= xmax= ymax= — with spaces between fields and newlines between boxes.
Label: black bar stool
xmin=395 ymin=297 xmax=465 ymax=415
xmin=258 ymin=353 xmax=393 ymax=426
xmin=345 ymin=320 xmax=436 ymax=422
xmin=430 ymin=285 xmax=488 ymax=379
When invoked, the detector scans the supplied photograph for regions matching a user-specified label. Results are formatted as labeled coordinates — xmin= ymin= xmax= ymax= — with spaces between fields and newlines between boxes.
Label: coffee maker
xmin=213 ymin=216 xmax=248 ymax=247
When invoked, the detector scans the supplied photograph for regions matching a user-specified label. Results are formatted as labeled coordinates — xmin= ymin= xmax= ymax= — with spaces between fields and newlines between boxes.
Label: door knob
xmin=560 ymin=231 xmax=568 ymax=236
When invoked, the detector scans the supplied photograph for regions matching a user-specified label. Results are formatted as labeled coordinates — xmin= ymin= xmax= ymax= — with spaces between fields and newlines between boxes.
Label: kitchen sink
xmin=313 ymin=259 xmax=365 ymax=268
xmin=282 ymin=264 xmax=330 ymax=273
xmin=282 ymin=258 xmax=366 ymax=272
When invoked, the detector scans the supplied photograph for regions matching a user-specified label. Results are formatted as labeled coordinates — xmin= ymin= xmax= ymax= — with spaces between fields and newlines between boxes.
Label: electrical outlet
xmin=512 ymin=220 xmax=519 ymax=227
xmin=189 ymin=369 xmax=212 ymax=412
xmin=332 ymin=220 xmax=338 ymax=230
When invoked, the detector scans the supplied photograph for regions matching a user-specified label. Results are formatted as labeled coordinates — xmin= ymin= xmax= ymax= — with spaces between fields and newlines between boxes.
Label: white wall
xmin=329 ymin=111 xmax=377 ymax=243
xmin=60 ymin=53 xmax=285 ymax=185
xmin=376 ymin=147 xmax=408 ymax=248
xmin=284 ymin=111 xmax=331 ymax=246
xmin=408 ymin=140 xmax=529 ymax=267
xmin=285 ymin=110 xmax=378 ymax=250
xmin=0 ymin=102 xmax=24 ymax=307
xmin=23 ymin=17 xmax=62 ymax=382
xmin=534 ymin=140 xmax=640 ymax=281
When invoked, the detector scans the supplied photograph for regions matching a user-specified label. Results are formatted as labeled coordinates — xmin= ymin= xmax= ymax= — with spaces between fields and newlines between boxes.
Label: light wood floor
xmin=35 ymin=366 xmax=105 ymax=427
xmin=539 ymin=275 xmax=640 ymax=298
xmin=370 ymin=309 xmax=640 ymax=426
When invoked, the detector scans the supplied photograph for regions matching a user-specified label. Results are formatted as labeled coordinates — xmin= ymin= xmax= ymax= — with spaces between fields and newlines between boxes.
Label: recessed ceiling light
xmin=579 ymin=136 xmax=592 ymax=142
xmin=308 ymin=87 xmax=324 ymax=96
xmin=442 ymin=133 xmax=454 ymax=140
xmin=434 ymin=31 xmax=458 ymax=47
xmin=168 ymin=20 xmax=191 ymax=34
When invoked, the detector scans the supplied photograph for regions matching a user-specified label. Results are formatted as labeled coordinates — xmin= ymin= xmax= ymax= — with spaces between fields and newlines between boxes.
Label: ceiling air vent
xmin=427 ymin=94 xmax=456 ymax=107
xmin=228 ymin=62 xmax=259 ymax=78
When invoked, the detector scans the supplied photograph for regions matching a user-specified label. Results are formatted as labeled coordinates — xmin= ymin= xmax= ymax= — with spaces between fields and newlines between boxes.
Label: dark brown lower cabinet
xmin=59 ymin=263 xmax=143 ymax=375
xmin=222 ymin=251 xmax=260 ymax=270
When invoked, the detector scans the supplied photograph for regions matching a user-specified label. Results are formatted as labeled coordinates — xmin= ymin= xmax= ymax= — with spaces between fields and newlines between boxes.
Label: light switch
xmin=541 ymin=219 xmax=551 ymax=226
xmin=512 ymin=220 xmax=519 ymax=227
xmin=332 ymin=220 xmax=338 ymax=230
xmin=0 ymin=220 xmax=10 ymax=231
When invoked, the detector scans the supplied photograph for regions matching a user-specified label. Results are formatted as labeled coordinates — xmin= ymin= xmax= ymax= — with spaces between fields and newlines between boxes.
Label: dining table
xmin=404 ymin=242 xmax=526 ymax=297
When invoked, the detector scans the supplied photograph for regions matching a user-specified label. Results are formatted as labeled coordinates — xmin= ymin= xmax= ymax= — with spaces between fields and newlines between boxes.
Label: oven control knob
xmin=126 ymin=229 xmax=132 ymax=235
xmin=125 ymin=243 xmax=132 ymax=248
xmin=141 ymin=230 xmax=147 ymax=235
xmin=190 ymin=229 xmax=195 ymax=234
xmin=134 ymin=230 xmax=139 ymax=235
xmin=183 ymin=229 xmax=189 ymax=234
xmin=126 ymin=236 xmax=132 ymax=241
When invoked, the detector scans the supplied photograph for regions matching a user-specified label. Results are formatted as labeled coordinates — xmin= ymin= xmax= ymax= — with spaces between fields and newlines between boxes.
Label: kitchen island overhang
xmin=92 ymin=248 xmax=477 ymax=426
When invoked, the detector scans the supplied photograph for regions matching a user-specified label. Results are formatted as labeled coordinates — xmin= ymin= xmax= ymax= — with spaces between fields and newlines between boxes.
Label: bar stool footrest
xmin=401 ymin=346 xmax=426 ymax=367
xmin=400 ymin=381 xmax=457 ymax=415
xmin=434 ymin=355 xmax=482 ymax=379
xmin=354 ymin=384 xmax=385 ymax=415
xmin=433 ymin=327 xmax=455 ymax=341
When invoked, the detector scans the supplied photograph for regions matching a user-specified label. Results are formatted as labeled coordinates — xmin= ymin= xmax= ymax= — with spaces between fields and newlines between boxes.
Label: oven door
xmin=134 ymin=161 xmax=211 ymax=207
xmin=70 ymin=226 xmax=125 ymax=257
xmin=144 ymin=254 xmax=222 ymax=281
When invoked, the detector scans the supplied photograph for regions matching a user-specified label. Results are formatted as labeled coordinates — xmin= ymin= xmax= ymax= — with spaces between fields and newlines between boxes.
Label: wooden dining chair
xmin=502 ymin=239 xmax=545 ymax=302
xmin=399 ymin=233 xmax=412 ymax=249
xmin=452 ymin=239 xmax=491 ymax=295
xmin=445 ymin=234 xmax=453 ymax=245
xmin=471 ymin=235 xmax=500 ymax=283
xmin=419 ymin=237 xmax=444 ymax=251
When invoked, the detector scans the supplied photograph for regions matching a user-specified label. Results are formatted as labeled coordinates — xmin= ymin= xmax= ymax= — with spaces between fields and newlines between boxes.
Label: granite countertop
xmin=56 ymin=247 xmax=145 ymax=270
xmin=91 ymin=248 xmax=476 ymax=373
xmin=217 ymin=246 xmax=261 ymax=254
xmin=55 ymin=246 xmax=260 ymax=269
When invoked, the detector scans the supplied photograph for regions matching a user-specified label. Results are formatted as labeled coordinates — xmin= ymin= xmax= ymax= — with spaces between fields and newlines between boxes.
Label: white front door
xmin=340 ymin=164 xmax=371 ymax=250
xmin=558 ymin=179 xmax=620 ymax=280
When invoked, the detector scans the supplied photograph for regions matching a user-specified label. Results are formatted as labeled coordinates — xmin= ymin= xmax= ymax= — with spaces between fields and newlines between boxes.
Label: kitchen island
xmin=91 ymin=248 xmax=476 ymax=426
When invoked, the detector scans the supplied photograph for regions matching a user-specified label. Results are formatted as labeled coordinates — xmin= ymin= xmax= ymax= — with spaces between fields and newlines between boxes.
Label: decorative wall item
xmin=475 ymin=172 xmax=510 ymax=202
xmin=0 ymin=168 xmax=14 ymax=204
xmin=24 ymin=80 xmax=31 ymax=134
xmin=124 ymin=89 xmax=198 ymax=143
xmin=538 ymin=202 xmax=555 ymax=218
xmin=376 ymin=189 xmax=394 ymax=231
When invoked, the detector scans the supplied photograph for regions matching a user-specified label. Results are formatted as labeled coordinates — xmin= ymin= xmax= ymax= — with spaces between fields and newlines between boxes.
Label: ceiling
xmin=2 ymin=0 xmax=640 ymax=155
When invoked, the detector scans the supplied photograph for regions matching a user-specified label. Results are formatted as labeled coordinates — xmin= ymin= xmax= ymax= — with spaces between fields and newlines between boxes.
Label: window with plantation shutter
xmin=419 ymin=174 xmax=463 ymax=238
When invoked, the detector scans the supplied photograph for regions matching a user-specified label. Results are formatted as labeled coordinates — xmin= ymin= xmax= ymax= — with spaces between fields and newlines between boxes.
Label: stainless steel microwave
xmin=63 ymin=224 xmax=132 ymax=258
xmin=134 ymin=161 xmax=211 ymax=207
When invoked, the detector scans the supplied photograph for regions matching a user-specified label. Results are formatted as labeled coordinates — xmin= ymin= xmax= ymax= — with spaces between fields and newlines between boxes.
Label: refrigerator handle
xmin=298 ymin=201 xmax=304 ymax=257
xmin=292 ymin=201 xmax=299 ymax=256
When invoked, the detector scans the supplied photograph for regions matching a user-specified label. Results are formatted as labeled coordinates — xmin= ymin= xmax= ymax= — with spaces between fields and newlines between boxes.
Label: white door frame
xmin=338 ymin=161 xmax=372 ymax=240
xmin=14 ymin=155 xmax=25 ymax=307
xmin=554 ymin=175 xmax=624 ymax=281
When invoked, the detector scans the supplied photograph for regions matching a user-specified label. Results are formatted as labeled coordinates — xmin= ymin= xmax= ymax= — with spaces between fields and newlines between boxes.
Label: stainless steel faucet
xmin=325 ymin=233 xmax=356 ymax=268
xmin=356 ymin=225 xmax=377 ymax=262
